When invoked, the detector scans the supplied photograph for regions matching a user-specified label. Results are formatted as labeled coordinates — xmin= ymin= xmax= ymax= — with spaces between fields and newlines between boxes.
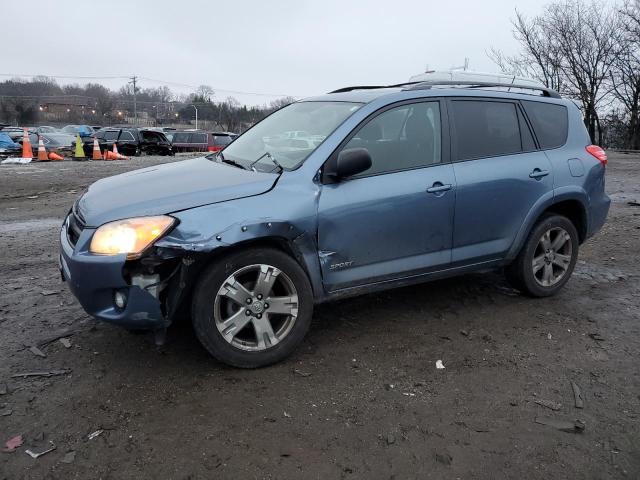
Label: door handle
xmin=529 ymin=168 xmax=550 ymax=180
xmin=426 ymin=182 xmax=452 ymax=194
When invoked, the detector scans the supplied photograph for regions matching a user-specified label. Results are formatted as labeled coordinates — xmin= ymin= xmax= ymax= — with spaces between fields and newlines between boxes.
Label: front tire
xmin=506 ymin=214 xmax=579 ymax=297
xmin=192 ymin=248 xmax=313 ymax=368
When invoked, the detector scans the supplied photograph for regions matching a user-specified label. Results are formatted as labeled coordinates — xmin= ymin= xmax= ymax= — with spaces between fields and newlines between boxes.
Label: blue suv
xmin=59 ymin=80 xmax=610 ymax=367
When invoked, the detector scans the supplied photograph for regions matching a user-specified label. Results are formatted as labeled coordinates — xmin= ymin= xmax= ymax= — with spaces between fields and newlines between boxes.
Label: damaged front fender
xmin=154 ymin=178 xmax=325 ymax=301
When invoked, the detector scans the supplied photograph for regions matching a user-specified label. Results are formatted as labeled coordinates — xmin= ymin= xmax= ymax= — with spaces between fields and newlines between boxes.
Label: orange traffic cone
xmin=37 ymin=136 xmax=49 ymax=161
xmin=48 ymin=151 xmax=64 ymax=161
xmin=92 ymin=138 xmax=102 ymax=160
xmin=105 ymin=150 xmax=118 ymax=160
xmin=21 ymin=129 xmax=33 ymax=160
xmin=112 ymin=143 xmax=119 ymax=155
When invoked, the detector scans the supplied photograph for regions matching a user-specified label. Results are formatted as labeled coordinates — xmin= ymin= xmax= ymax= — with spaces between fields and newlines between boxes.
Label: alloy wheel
xmin=532 ymin=227 xmax=573 ymax=287
xmin=213 ymin=264 xmax=299 ymax=351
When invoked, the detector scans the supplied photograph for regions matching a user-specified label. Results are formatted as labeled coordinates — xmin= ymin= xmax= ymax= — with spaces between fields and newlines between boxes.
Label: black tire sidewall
xmin=192 ymin=248 xmax=313 ymax=368
xmin=518 ymin=214 xmax=579 ymax=297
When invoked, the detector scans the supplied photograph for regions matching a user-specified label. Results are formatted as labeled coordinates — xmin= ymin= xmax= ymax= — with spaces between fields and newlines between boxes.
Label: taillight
xmin=208 ymin=146 xmax=222 ymax=152
xmin=586 ymin=145 xmax=607 ymax=165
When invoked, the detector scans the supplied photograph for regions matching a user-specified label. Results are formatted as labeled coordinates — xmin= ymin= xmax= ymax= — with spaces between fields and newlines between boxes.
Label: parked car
xmin=40 ymin=133 xmax=76 ymax=156
xmin=0 ymin=127 xmax=35 ymax=142
xmin=171 ymin=130 xmax=236 ymax=153
xmin=82 ymin=127 xmax=173 ymax=157
xmin=62 ymin=124 xmax=95 ymax=138
xmin=36 ymin=126 xmax=59 ymax=134
xmin=60 ymin=79 xmax=610 ymax=368
xmin=14 ymin=131 xmax=74 ymax=154
xmin=0 ymin=132 xmax=21 ymax=156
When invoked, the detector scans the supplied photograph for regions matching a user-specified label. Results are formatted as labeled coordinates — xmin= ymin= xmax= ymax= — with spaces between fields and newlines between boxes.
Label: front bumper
xmin=59 ymin=216 xmax=168 ymax=330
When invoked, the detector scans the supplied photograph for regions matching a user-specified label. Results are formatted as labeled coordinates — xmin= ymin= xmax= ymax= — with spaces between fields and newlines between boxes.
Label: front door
xmin=317 ymin=100 xmax=456 ymax=291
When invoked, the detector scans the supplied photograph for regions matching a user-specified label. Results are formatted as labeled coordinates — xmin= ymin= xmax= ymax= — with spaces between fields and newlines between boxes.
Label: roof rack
xmin=329 ymin=80 xmax=560 ymax=98
xmin=404 ymin=80 xmax=561 ymax=98
xmin=329 ymin=82 xmax=419 ymax=94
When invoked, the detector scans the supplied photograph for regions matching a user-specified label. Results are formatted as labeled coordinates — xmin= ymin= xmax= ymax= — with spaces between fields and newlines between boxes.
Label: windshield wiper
xmin=216 ymin=151 xmax=247 ymax=170
xmin=250 ymin=151 xmax=283 ymax=172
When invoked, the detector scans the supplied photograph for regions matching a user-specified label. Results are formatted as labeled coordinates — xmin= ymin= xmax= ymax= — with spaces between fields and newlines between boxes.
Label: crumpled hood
xmin=77 ymin=157 xmax=278 ymax=227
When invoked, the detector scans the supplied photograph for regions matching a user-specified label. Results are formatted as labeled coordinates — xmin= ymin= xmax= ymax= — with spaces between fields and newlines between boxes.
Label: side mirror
xmin=334 ymin=148 xmax=372 ymax=179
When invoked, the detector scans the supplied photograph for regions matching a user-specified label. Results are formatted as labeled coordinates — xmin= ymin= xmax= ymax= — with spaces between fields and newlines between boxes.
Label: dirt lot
xmin=0 ymin=153 xmax=639 ymax=479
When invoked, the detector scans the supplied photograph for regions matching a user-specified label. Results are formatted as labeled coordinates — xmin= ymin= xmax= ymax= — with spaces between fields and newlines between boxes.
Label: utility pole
xmin=191 ymin=104 xmax=198 ymax=130
xmin=129 ymin=75 xmax=138 ymax=125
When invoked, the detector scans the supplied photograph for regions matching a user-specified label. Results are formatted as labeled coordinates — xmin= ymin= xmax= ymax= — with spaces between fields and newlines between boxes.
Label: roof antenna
xmin=507 ymin=75 xmax=516 ymax=92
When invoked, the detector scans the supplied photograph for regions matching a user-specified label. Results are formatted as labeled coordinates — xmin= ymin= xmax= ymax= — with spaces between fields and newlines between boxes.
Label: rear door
xmin=317 ymin=100 xmax=456 ymax=291
xmin=448 ymin=98 xmax=553 ymax=264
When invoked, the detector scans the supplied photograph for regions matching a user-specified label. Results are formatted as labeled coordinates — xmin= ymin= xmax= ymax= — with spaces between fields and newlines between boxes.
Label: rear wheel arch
xmin=542 ymin=199 xmax=587 ymax=243
xmin=510 ymin=196 xmax=588 ymax=261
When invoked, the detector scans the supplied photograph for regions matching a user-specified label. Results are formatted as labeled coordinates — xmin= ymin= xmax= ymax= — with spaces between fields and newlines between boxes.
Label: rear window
xmin=172 ymin=132 xmax=191 ymax=143
xmin=213 ymin=135 xmax=232 ymax=146
xmin=522 ymin=101 xmax=568 ymax=149
xmin=451 ymin=100 xmax=522 ymax=160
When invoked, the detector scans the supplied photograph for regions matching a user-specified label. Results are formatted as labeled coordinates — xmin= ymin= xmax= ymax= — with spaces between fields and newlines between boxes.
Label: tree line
xmin=490 ymin=0 xmax=640 ymax=149
xmin=0 ymin=77 xmax=293 ymax=132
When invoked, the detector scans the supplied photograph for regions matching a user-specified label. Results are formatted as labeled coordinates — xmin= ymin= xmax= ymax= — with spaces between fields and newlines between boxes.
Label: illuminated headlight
xmin=89 ymin=216 xmax=175 ymax=259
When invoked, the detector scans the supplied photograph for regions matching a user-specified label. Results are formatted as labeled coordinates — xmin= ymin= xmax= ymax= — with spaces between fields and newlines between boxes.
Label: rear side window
xmin=451 ymin=100 xmax=522 ymax=160
xmin=522 ymin=101 xmax=568 ymax=149
xmin=191 ymin=133 xmax=207 ymax=143
xmin=172 ymin=132 xmax=190 ymax=143
xmin=104 ymin=131 xmax=118 ymax=141
xmin=119 ymin=131 xmax=135 ymax=141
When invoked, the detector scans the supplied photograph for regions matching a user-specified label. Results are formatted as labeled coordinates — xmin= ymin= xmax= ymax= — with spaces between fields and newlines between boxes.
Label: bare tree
xmin=611 ymin=0 xmax=640 ymax=148
xmin=488 ymin=11 xmax=564 ymax=91
xmin=547 ymin=1 xmax=623 ymax=143
xmin=195 ymin=85 xmax=215 ymax=103
xmin=220 ymin=96 xmax=241 ymax=131
xmin=490 ymin=1 xmax=624 ymax=144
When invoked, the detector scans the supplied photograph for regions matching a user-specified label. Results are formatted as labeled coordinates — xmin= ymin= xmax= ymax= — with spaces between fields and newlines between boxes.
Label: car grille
xmin=66 ymin=209 xmax=85 ymax=247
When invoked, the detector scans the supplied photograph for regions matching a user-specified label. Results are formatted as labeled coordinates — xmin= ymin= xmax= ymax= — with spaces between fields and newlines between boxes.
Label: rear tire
xmin=192 ymin=247 xmax=313 ymax=368
xmin=505 ymin=214 xmax=579 ymax=297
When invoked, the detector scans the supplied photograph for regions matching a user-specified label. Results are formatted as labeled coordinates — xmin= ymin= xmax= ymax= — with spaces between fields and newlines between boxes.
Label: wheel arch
xmin=178 ymin=234 xmax=325 ymax=306
xmin=507 ymin=190 xmax=588 ymax=260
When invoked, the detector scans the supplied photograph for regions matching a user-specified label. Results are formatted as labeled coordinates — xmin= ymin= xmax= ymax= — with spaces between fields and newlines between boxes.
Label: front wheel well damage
xmin=140 ymin=236 xmax=313 ymax=326
xmin=190 ymin=236 xmax=312 ymax=284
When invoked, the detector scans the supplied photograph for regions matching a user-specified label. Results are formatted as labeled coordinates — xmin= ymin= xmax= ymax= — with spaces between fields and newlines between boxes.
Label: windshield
xmin=221 ymin=101 xmax=362 ymax=171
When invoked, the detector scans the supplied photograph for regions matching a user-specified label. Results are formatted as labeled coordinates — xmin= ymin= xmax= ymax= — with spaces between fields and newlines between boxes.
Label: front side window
xmin=340 ymin=101 xmax=441 ymax=176
xmin=222 ymin=101 xmax=362 ymax=171
xmin=451 ymin=100 xmax=522 ymax=160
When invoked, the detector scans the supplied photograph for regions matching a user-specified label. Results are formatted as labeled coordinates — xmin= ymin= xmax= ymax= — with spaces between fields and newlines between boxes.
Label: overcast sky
xmin=1 ymin=0 xmax=581 ymax=106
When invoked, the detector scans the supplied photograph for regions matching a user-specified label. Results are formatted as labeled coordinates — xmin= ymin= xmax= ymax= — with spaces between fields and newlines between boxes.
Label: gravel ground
xmin=0 ymin=153 xmax=639 ymax=479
